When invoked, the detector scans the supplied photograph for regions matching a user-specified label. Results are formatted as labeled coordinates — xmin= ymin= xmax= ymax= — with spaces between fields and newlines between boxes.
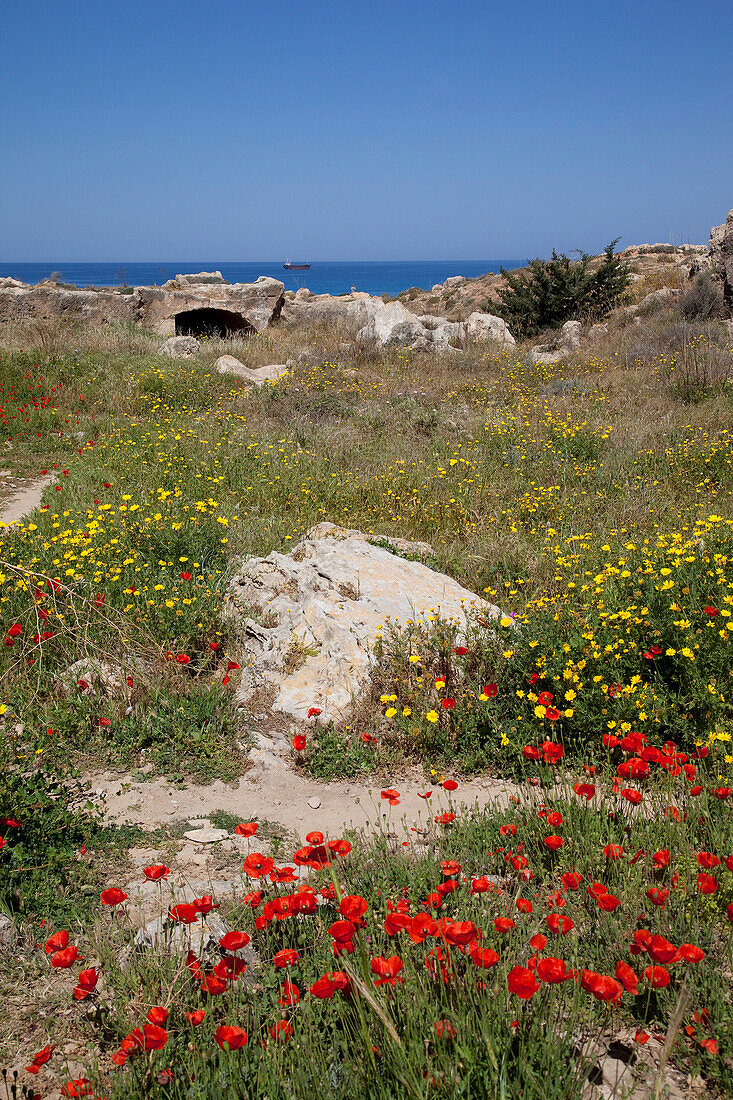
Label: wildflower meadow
xmin=0 ymin=302 xmax=732 ymax=1098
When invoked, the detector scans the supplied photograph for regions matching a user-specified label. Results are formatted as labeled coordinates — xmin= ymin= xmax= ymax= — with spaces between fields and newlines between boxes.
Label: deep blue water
xmin=0 ymin=260 xmax=523 ymax=298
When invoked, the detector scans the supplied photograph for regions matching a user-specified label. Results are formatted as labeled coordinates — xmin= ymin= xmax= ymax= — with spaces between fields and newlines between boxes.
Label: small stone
xmin=307 ymin=796 xmax=321 ymax=809
xmin=183 ymin=827 xmax=229 ymax=844
xmin=0 ymin=913 xmax=16 ymax=947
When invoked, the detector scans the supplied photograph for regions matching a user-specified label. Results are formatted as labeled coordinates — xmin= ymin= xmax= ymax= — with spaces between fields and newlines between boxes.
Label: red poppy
xmin=51 ymin=946 xmax=80 ymax=968
xmin=621 ymin=788 xmax=643 ymax=805
xmin=340 ymin=895 xmax=368 ymax=920
xmin=499 ymin=824 xmax=517 ymax=836
xmin=581 ymin=971 xmax=622 ymax=1002
xmin=147 ymin=1006 xmax=169 ymax=1026
xmin=697 ymin=852 xmax=720 ymax=870
xmin=26 ymin=1044 xmax=56 ymax=1073
xmin=541 ymin=740 xmax=564 ymax=764
xmin=45 ymin=930 xmax=69 ymax=954
xmin=143 ymin=864 xmax=170 ymax=881
xmin=176 ymin=654 xmax=191 ymax=665
xmin=434 ymin=1019 xmax=457 ymax=1038
xmin=494 ymin=917 xmax=515 ymax=933
xmin=704 ymin=606 xmax=719 ymax=616
xmin=329 ymin=919 xmax=356 ymax=942
xmin=647 ymin=935 xmax=678 ymax=964
xmin=483 ymin=683 xmax=498 ymax=698
xmin=60 ymin=1078 xmax=93 ymax=1096
xmin=471 ymin=875 xmax=491 ymax=893
xmin=243 ymin=853 xmax=275 ymax=878
xmin=442 ymin=779 xmax=458 ymax=791
xmin=597 ymin=893 xmax=621 ymax=912
xmin=381 ymin=788 xmax=401 ymax=805
xmin=573 ymin=783 xmax=596 ymax=801
xmin=185 ymin=1010 xmax=206 ymax=1026
xmin=201 ymin=972 xmax=228 ymax=995
xmin=469 ymin=942 xmax=500 ymax=969
xmin=537 ymin=957 xmax=570 ymax=984
xmin=538 ymin=691 xmax=553 ymax=705
xmin=72 ymin=970 xmax=99 ymax=1000
xmin=603 ymin=844 xmax=624 ymax=861
xmin=546 ymin=914 xmax=574 ymax=934
xmin=235 ymin=822 xmax=258 ymax=837
xmin=522 ymin=745 xmax=541 ymax=760
xmin=169 ymin=904 xmax=199 ymax=925
xmin=100 ymin=887 xmax=127 ymax=907
xmin=635 ymin=1029 xmax=650 ymax=1045
xmin=274 ymin=948 xmax=299 ymax=968
xmin=215 ymin=1025 xmax=248 ymax=1051
xmin=179 ymin=571 xmax=192 ymax=580
xmin=530 ymin=933 xmax=548 ymax=951
xmin=507 ymin=966 xmax=540 ymax=999
xmin=435 ymin=811 xmax=456 ymax=825
xmin=561 ymin=872 xmax=582 ymax=891
xmin=545 ymin=707 xmax=561 ymax=721
xmin=516 ymin=898 xmax=533 ymax=913
xmin=362 ymin=731 xmax=376 ymax=742
xmin=219 ymin=930 xmax=251 ymax=952
xmin=644 ymin=965 xmax=671 ymax=989
xmin=544 ymin=835 xmax=563 ymax=851
xmin=711 ymin=787 xmax=731 ymax=800
xmin=417 ymin=789 xmax=432 ymax=799
xmin=371 ymin=955 xmax=404 ymax=985
xmin=310 ymin=971 xmax=350 ymax=998
xmin=292 ymin=735 xmax=307 ymax=751
xmin=615 ymin=960 xmax=639 ymax=994
xmin=307 ymin=707 xmax=322 ymax=719
xmin=697 ymin=873 xmax=718 ymax=895
xmin=278 ymin=981 xmax=301 ymax=1005
xmin=678 ymin=944 xmax=705 ymax=963
xmin=441 ymin=698 xmax=456 ymax=710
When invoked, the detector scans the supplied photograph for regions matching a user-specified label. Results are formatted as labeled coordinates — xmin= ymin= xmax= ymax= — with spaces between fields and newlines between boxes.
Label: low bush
xmin=496 ymin=242 xmax=631 ymax=337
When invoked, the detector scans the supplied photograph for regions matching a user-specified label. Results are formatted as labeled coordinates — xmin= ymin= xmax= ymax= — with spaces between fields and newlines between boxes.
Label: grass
xmin=5 ymin=748 xmax=732 ymax=1098
xmin=0 ymin=301 xmax=733 ymax=1096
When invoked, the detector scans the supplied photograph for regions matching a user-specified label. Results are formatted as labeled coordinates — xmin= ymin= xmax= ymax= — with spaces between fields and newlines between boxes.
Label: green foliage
xmin=0 ymin=751 xmax=138 ymax=920
xmin=496 ymin=241 xmax=631 ymax=337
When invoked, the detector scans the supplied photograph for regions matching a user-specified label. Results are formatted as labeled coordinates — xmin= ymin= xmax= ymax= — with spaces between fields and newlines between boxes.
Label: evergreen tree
xmin=496 ymin=240 xmax=630 ymax=338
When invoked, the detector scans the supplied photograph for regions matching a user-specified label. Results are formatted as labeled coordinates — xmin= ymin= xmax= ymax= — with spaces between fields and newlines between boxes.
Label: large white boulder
xmin=159 ymin=335 xmax=200 ymax=358
xmin=215 ymin=355 xmax=288 ymax=385
xmin=226 ymin=523 xmax=501 ymax=725
xmin=356 ymin=300 xmax=429 ymax=349
xmin=466 ymin=312 xmax=516 ymax=347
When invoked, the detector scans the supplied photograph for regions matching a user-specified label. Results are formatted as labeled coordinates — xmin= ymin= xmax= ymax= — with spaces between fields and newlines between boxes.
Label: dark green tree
xmin=496 ymin=240 xmax=630 ymax=338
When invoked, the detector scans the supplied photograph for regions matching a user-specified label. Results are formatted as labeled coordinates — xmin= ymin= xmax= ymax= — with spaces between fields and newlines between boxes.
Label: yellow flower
xmin=402 ymin=707 xmax=411 ymax=717
xmin=503 ymin=649 xmax=514 ymax=659
xmin=408 ymin=654 xmax=420 ymax=664
xmin=500 ymin=616 xmax=513 ymax=628
xmin=385 ymin=708 xmax=397 ymax=718
xmin=426 ymin=710 xmax=439 ymax=723
xmin=534 ymin=705 xmax=546 ymax=718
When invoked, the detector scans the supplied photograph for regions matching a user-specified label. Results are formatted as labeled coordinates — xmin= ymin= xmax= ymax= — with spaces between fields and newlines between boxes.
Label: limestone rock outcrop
xmin=160 ymin=336 xmax=200 ymax=358
xmin=0 ymin=275 xmax=285 ymax=335
xmin=215 ymin=355 xmax=289 ymax=385
xmin=709 ymin=208 xmax=733 ymax=317
xmin=530 ymin=319 xmax=583 ymax=365
xmin=282 ymin=290 xmax=514 ymax=352
xmin=226 ymin=523 xmax=501 ymax=725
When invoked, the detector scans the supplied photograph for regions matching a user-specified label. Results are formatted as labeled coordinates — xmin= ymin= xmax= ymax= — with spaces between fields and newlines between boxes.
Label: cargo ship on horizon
xmin=283 ymin=259 xmax=311 ymax=270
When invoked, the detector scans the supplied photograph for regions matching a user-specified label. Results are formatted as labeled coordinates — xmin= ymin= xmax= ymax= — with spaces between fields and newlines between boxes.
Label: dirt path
xmin=93 ymin=765 xmax=518 ymax=842
xmin=0 ymin=473 xmax=55 ymax=525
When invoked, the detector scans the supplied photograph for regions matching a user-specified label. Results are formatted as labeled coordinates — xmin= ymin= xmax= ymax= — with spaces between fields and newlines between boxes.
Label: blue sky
xmin=3 ymin=0 xmax=732 ymax=260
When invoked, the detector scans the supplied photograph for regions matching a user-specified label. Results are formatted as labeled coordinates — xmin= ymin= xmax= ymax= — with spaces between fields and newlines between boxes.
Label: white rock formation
xmin=227 ymin=523 xmax=501 ymax=726
xmin=215 ymin=355 xmax=289 ymax=385
xmin=159 ymin=335 xmax=200 ymax=358
xmin=466 ymin=311 xmax=516 ymax=346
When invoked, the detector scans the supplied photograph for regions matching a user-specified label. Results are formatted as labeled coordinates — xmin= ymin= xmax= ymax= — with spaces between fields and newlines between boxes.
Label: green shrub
xmin=496 ymin=242 xmax=631 ymax=337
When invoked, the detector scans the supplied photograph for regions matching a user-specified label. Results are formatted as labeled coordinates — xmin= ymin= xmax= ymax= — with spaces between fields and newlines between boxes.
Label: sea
xmin=0 ymin=260 xmax=523 ymax=298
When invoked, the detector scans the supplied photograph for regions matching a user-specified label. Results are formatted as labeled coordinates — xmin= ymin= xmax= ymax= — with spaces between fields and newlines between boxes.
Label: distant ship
xmin=283 ymin=259 xmax=311 ymax=270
